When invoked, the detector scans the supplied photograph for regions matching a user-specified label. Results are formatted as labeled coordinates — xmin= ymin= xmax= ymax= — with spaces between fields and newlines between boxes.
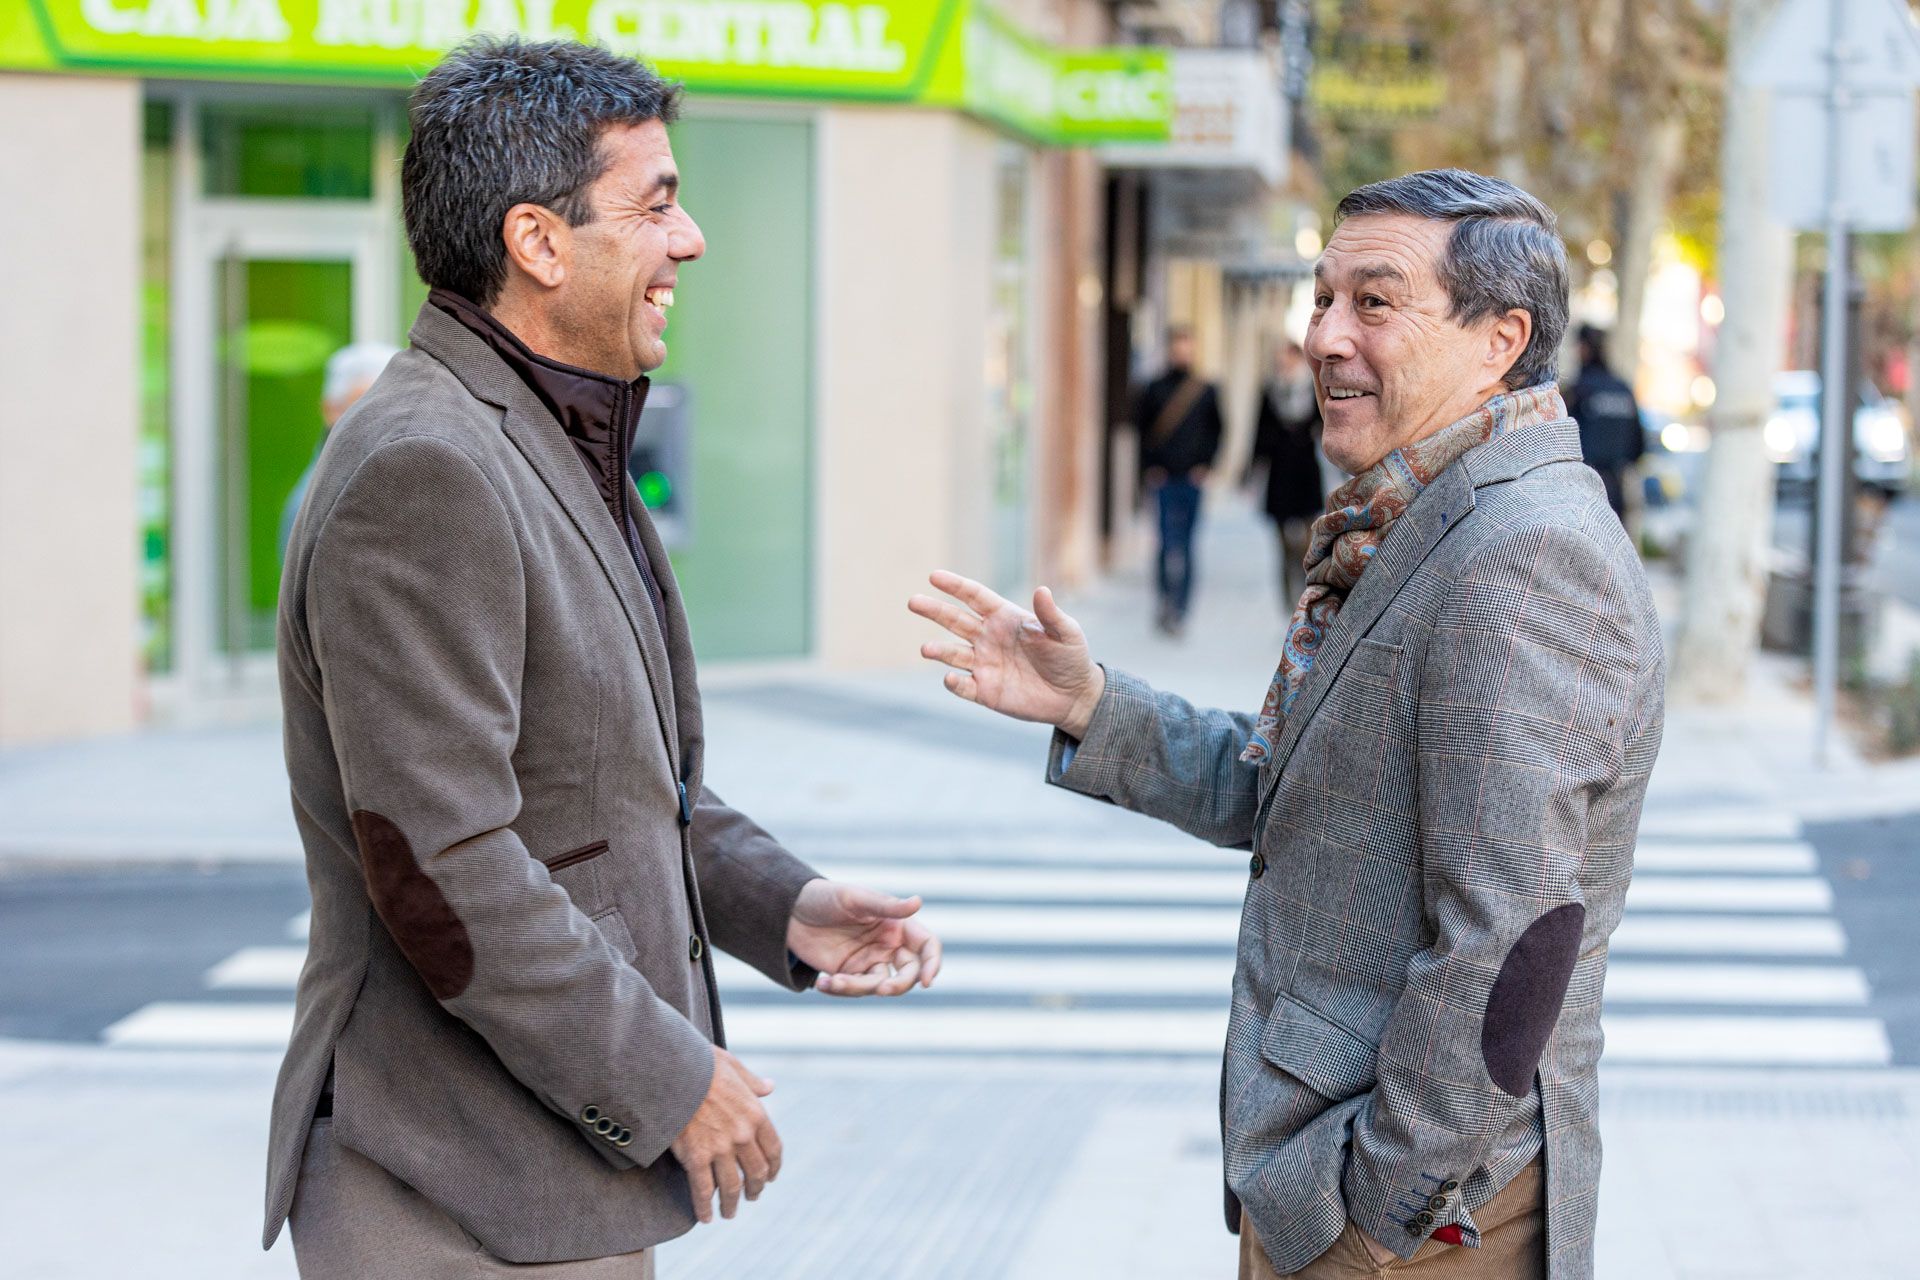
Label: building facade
xmin=0 ymin=0 xmax=1170 ymax=740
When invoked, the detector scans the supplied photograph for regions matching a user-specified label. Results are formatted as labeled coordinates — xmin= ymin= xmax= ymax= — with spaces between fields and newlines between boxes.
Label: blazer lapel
xmin=626 ymin=493 xmax=701 ymax=778
xmin=409 ymin=300 xmax=686 ymax=771
xmin=496 ymin=398 xmax=683 ymax=778
xmin=1260 ymin=461 xmax=1476 ymax=792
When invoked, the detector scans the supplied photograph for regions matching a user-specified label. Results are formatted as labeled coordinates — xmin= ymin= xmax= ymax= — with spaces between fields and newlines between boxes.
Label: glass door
xmin=214 ymin=251 xmax=356 ymax=655
xmin=156 ymin=91 xmax=403 ymax=708
xmin=179 ymin=207 xmax=391 ymax=694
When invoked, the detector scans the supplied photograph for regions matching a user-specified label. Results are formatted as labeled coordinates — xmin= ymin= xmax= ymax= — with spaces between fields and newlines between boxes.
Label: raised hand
xmin=670 ymin=1046 xmax=781 ymax=1223
xmin=909 ymin=570 xmax=1106 ymax=738
xmin=786 ymin=879 xmax=942 ymax=997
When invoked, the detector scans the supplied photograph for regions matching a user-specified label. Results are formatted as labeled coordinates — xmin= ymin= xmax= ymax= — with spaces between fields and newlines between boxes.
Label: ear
xmin=500 ymin=202 xmax=571 ymax=291
xmin=1487 ymin=308 xmax=1533 ymax=385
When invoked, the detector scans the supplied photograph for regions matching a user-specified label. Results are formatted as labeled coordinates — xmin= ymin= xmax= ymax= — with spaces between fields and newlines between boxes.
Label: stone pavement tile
xmin=1597 ymin=1068 xmax=1920 ymax=1280
xmin=658 ymin=1057 xmax=1224 ymax=1278
xmin=1594 ymin=1117 xmax=1682 ymax=1280
xmin=0 ymin=1041 xmax=294 ymax=1280
xmin=0 ymin=725 xmax=300 ymax=864
xmin=1004 ymin=1100 xmax=1236 ymax=1279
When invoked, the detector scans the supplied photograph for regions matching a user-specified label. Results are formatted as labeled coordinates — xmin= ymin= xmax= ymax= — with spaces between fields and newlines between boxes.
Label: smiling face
xmin=495 ymin=119 xmax=706 ymax=380
xmin=559 ymin=120 xmax=704 ymax=378
xmin=1304 ymin=212 xmax=1531 ymax=474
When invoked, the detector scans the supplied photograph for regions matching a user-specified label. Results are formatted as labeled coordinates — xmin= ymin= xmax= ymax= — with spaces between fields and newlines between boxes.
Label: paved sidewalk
xmin=2 ymin=502 xmax=1912 ymax=863
xmin=4 ymin=496 xmax=1919 ymax=1279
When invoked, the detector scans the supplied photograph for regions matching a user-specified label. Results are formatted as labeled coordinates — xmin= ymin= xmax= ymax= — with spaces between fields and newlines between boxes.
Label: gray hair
xmin=322 ymin=341 xmax=400 ymax=404
xmin=1334 ymin=169 xmax=1569 ymax=391
xmin=403 ymin=37 xmax=682 ymax=307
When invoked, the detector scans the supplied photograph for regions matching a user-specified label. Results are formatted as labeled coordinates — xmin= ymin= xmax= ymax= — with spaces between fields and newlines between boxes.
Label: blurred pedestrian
xmin=915 ymin=169 xmax=1664 ymax=1280
xmin=278 ymin=341 xmax=399 ymax=561
xmin=266 ymin=37 xmax=939 ymax=1280
xmin=1565 ymin=325 xmax=1644 ymax=520
xmin=1134 ymin=326 xmax=1223 ymax=636
xmin=1246 ymin=340 xmax=1326 ymax=608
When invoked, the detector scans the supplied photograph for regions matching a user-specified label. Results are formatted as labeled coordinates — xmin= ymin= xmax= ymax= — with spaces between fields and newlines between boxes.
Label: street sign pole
xmin=1746 ymin=0 xmax=1920 ymax=767
xmin=1811 ymin=0 xmax=1851 ymax=767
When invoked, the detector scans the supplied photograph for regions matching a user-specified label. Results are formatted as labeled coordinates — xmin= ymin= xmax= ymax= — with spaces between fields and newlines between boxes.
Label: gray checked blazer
xmin=1050 ymin=407 xmax=1664 ymax=1279
xmin=262 ymin=304 xmax=820 ymax=1263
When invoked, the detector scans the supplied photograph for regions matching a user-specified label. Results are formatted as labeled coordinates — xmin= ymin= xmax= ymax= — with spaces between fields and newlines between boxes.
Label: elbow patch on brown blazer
xmin=350 ymin=810 xmax=475 ymax=1000
xmin=1481 ymin=903 xmax=1585 ymax=1097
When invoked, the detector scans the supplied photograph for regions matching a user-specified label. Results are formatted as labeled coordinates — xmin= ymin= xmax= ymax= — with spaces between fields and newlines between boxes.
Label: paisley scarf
xmin=1240 ymin=384 xmax=1567 ymax=764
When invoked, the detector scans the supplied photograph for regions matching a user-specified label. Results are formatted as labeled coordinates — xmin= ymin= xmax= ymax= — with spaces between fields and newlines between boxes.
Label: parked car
xmin=1639 ymin=406 xmax=1704 ymax=509
xmin=1764 ymin=370 xmax=1911 ymax=496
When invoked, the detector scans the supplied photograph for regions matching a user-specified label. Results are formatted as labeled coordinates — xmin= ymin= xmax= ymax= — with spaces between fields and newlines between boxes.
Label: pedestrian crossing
xmin=103 ymin=811 xmax=1893 ymax=1067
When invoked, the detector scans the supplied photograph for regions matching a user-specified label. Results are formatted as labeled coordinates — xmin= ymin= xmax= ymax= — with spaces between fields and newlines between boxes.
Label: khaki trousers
xmin=290 ymin=1119 xmax=656 ymax=1279
xmin=1240 ymin=1159 xmax=1544 ymax=1279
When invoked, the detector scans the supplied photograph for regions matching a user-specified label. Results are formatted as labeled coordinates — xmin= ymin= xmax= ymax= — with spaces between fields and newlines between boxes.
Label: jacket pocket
xmin=1344 ymin=638 xmax=1402 ymax=682
xmin=542 ymin=839 xmax=609 ymax=872
xmin=589 ymin=905 xmax=639 ymax=964
xmin=1260 ymin=993 xmax=1379 ymax=1103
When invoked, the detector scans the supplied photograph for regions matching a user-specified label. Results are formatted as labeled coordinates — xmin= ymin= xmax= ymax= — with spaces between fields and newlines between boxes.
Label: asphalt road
xmin=6 ymin=811 xmax=1920 ymax=1067
xmin=0 ymin=863 xmax=310 ymax=1042
xmin=1806 ymin=810 xmax=1920 ymax=1065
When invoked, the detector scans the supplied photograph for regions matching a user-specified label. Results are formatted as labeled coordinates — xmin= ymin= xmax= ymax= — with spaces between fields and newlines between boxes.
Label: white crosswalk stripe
xmin=108 ymin=820 xmax=1892 ymax=1068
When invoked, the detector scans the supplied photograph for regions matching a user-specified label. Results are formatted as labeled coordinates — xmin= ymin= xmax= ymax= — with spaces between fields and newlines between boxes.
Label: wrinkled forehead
xmin=593 ymin=119 xmax=680 ymax=200
xmin=1313 ymin=213 xmax=1451 ymax=296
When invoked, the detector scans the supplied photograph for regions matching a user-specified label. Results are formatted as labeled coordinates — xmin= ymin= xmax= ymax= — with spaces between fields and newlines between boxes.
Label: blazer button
xmin=1440 ymin=1179 xmax=1460 ymax=1193
xmin=1404 ymin=1222 xmax=1423 ymax=1236
xmin=689 ymin=934 xmax=705 ymax=962
xmin=580 ymin=1105 xmax=601 ymax=1125
xmin=1428 ymin=1194 xmax=1449 ymax=1211
xmin=1249 ymin=853 xmax=1266 ymax=879
xmin=614 ymin=1128 xmax=633 ymax=1147
xmin=594 ymin=1117 xmax=616 ymax=1136
xmin=1416 ymin=1210 xmax=1436 ymax=1227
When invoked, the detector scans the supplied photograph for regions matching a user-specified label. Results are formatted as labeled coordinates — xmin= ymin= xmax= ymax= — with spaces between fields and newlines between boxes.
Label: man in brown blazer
xmin=265 ymin=37 xmax=941 ymax=1277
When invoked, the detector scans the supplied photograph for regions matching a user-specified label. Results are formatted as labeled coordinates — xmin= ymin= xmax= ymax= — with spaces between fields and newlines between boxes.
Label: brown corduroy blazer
xmin=262 ymin=303 xmax=819 ymax=1263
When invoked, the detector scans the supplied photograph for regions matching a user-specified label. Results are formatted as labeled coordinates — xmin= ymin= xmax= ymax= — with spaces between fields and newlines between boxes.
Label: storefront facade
xmin=0 ymin=0 xmax=1167 ymax=740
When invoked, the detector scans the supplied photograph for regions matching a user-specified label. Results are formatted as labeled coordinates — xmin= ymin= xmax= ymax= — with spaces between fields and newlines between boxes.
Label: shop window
xmin=200 ymin=106 xmax=375 ymax=200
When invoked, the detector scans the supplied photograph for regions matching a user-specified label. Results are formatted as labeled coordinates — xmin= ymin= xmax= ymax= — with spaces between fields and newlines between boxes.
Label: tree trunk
xmin=1669 ymin=0 xmax=1794 ymax=703
xmin=1489 ymin=20 xmax=1531 ymax=187
xmin=1610 ymin=114 xmax=1686 ymax=385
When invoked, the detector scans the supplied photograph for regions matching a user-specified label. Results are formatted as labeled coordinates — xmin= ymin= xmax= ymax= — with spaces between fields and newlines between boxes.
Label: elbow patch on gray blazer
xmin=1481 ymin=903 xmax=1585 ymax=1097
xmin=350 ymin=810 xmax=475 ymax=1001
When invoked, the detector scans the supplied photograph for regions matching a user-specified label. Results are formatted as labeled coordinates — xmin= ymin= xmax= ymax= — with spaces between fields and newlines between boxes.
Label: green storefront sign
xmin=4 ymin=0 xmax=1170 ymax=143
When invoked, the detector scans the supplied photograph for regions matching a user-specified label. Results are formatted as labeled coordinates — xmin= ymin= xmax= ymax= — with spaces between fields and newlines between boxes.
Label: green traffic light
xmin=638 ymin=470 xmax=673 ymax=508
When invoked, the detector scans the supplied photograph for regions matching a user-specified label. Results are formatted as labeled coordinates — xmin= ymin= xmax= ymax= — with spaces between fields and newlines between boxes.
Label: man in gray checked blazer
xmin=914 ymin=170 xmax=1663 ymax=1279
xmin=267 ymin=39 xmax=941 ymax=1277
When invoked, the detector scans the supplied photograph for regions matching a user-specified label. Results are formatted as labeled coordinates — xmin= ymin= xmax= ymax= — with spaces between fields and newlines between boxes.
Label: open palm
xmin=908 ymin=571 xmax=1103 ymax=734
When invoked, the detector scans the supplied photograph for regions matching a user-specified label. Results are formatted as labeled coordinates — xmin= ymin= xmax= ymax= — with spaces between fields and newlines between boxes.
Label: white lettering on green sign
xmin=1056 ymin=66 xmax=1165 ymax=123
xmin=590 ymin=1 xmax=906 ymax=73
xmin=314 ymin=0 xmax=572 ymax=48
xmin=24 ymin=0 xmax=1168 ymax=143
xmin=81 ymin=0 xmax=292 ymax=41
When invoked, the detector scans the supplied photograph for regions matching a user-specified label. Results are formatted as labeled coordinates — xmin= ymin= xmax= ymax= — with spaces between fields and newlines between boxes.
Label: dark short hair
xmin=403 ymin=37 xmax=682 ymax=306
xmin=1335 ymin=169 xmax=1569 ymax=391
xmin=1577 ymin=324 xmax=1608 ymax=363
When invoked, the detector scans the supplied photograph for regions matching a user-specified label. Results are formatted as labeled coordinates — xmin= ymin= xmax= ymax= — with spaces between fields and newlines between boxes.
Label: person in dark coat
xmin=1135 ymin=326 xmax=1224 ymax=636
xmin=1565 ymin=325 xmax=1644 ymax=519
xmin=1247 ymin=341 xmax=1327 ymax=608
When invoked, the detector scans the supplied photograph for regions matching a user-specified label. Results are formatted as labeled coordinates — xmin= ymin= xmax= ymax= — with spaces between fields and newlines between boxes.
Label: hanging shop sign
xmin=2 ymin=0 xmax=1170 ymax=143
xmin=1100 ymin=48 xmax=1287 ymax=185
xmin=958 ymin=5 xmax=1169 ymax=144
